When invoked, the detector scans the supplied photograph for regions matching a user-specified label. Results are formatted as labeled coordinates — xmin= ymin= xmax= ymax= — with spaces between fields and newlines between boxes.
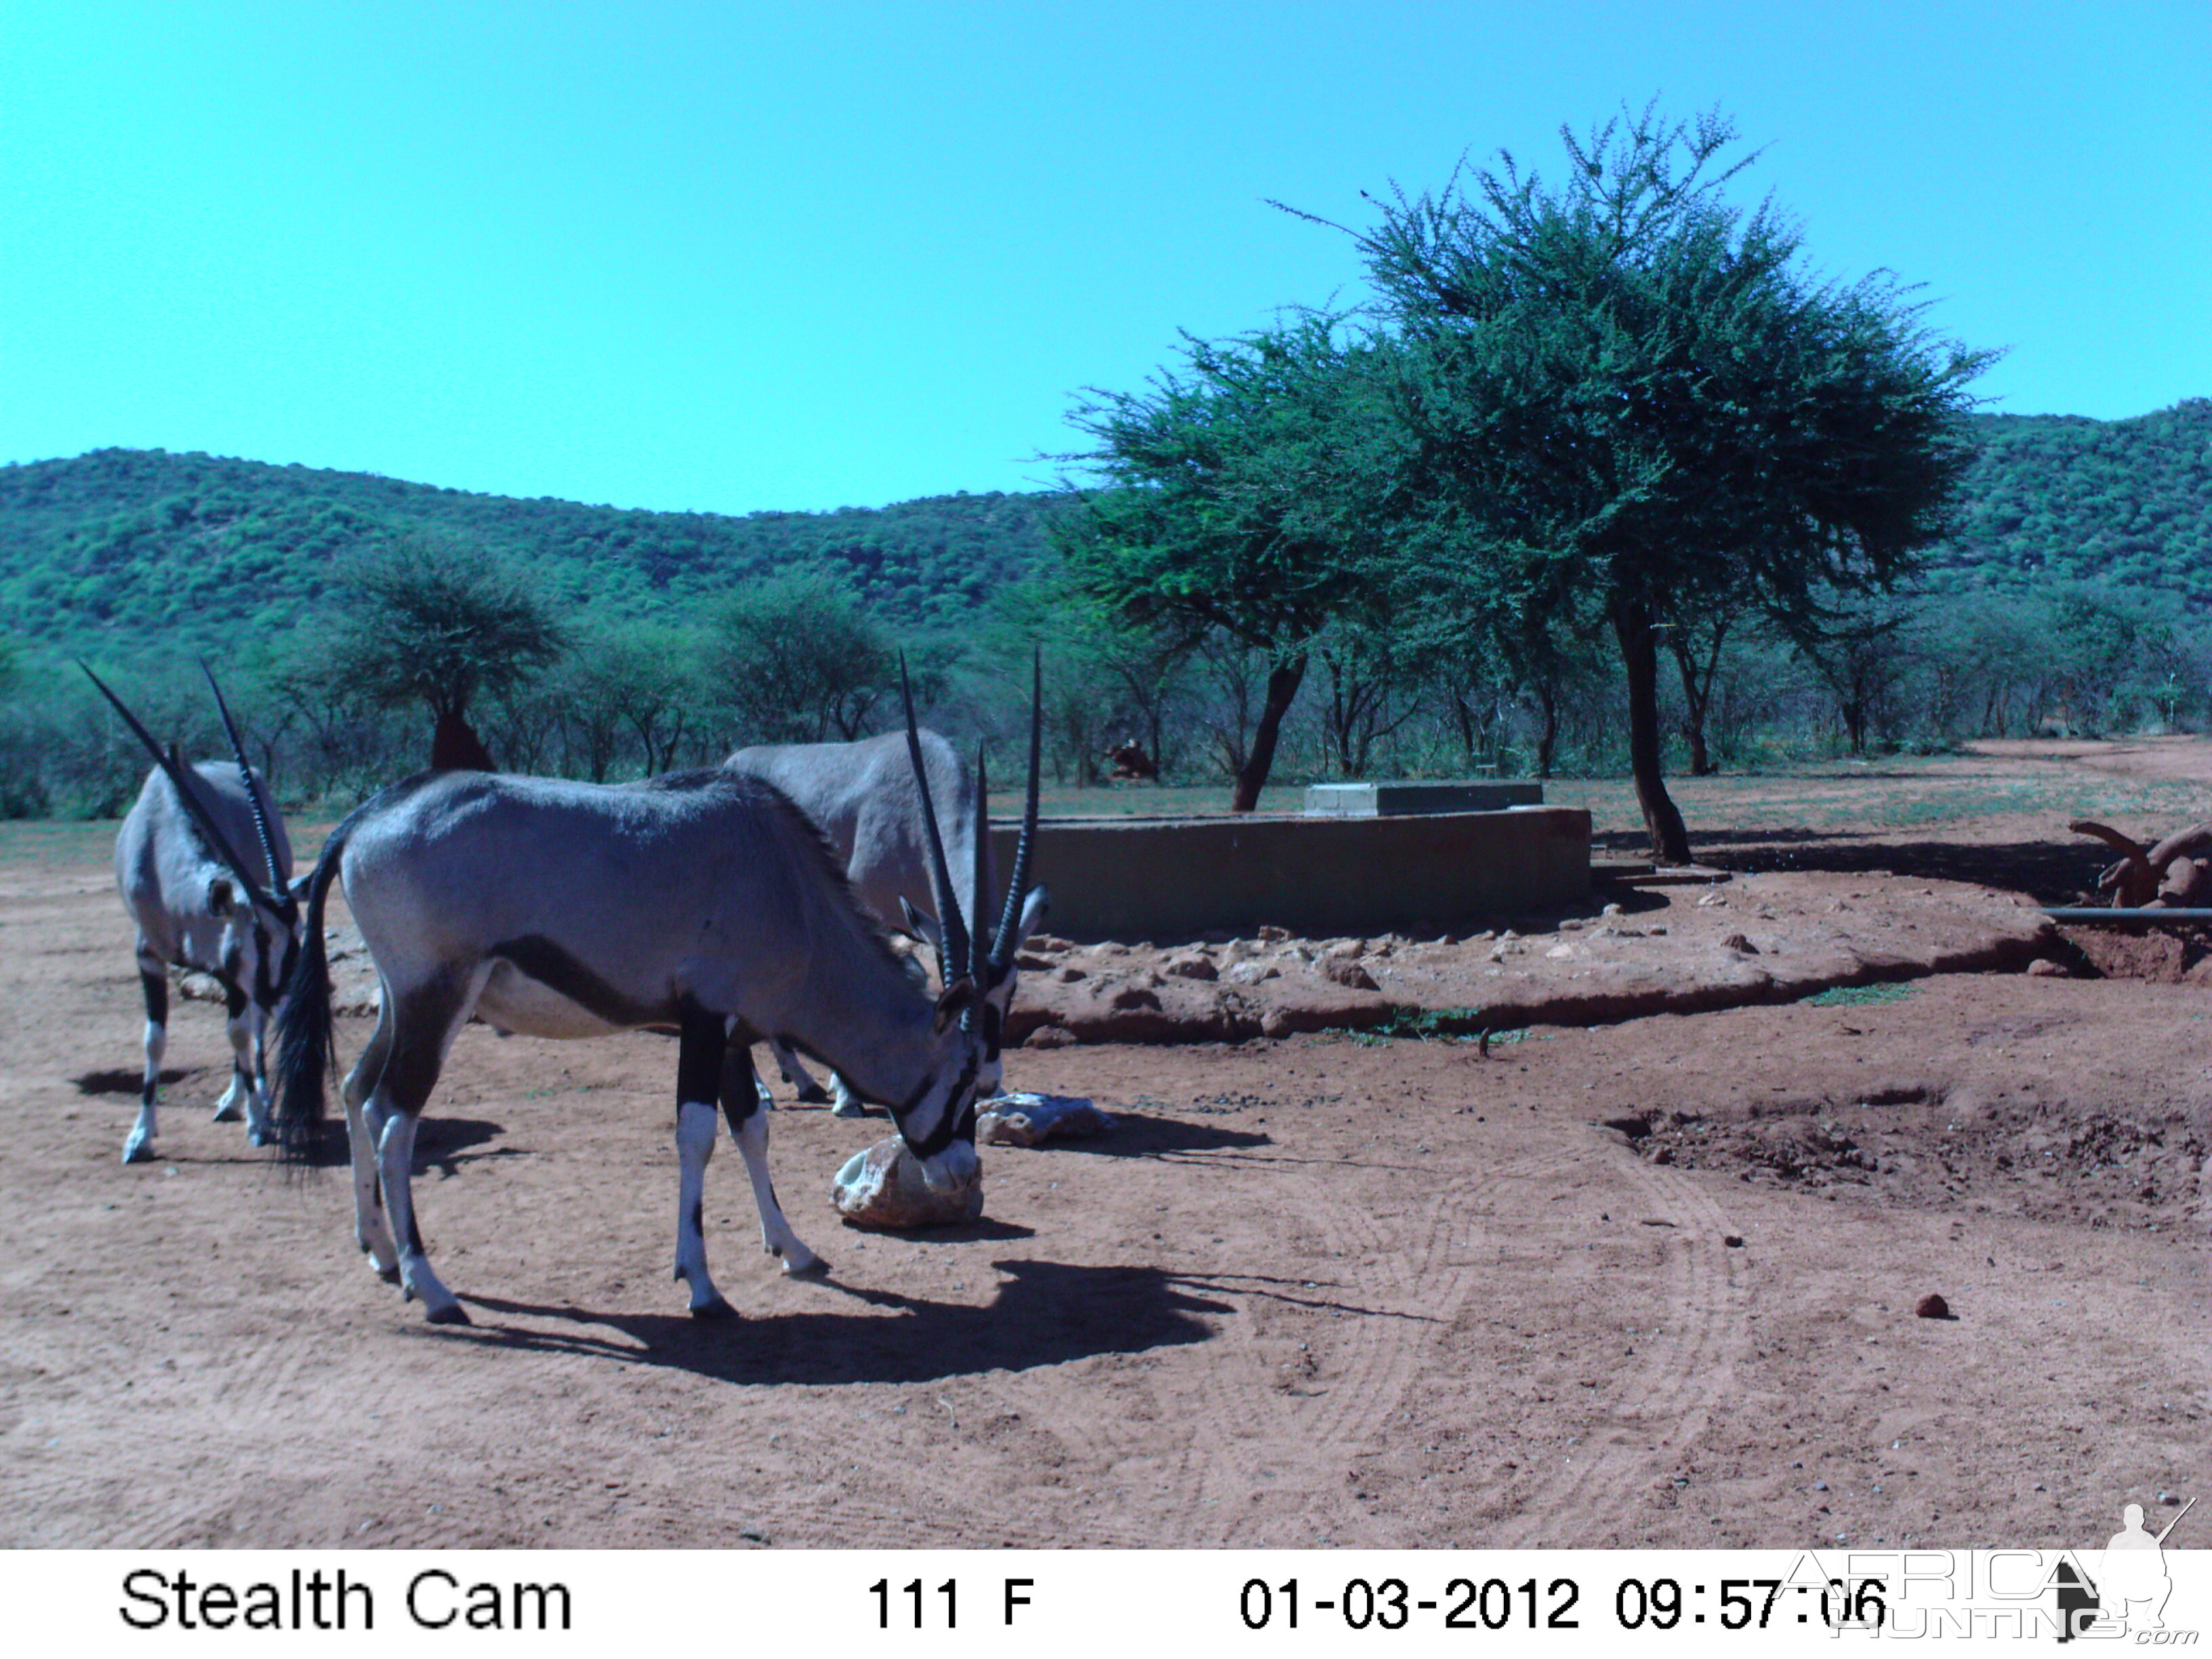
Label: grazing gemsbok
xmin=726 ymin=657 xmax=1048 ymax=1115
xmin=83 ymin=665 xmax=302 ymax=1164
xmin=270 ymin=676 xmax=1044 ymax=1325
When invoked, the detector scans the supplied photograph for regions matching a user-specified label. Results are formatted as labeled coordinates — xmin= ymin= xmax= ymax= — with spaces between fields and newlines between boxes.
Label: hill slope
xmin=3 ymin=401 xmax=2207 ymax=662
xmin=0 ymin=447 xmax=1068 ymax=659
xmin=1926 ymin=398 xmax=2212 ymax=601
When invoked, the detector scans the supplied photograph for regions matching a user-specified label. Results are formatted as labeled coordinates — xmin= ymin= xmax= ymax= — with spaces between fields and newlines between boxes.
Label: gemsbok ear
xmin=1014 ymin=886 xmax=1049 ymax=951
xmin=207 ymin=876 xmax=237 ymax=917
xmin=900 ymin=895 xmax=944 ymax=949
xmin=933 ymin=975 xmax=979 ymax=1034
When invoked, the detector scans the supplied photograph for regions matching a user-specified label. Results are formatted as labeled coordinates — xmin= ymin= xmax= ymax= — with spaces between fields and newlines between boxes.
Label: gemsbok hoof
xmin=122 ymin=1136 xmax=154 ymax=1165
xmin=211 ymin=1100 xmax=243 ymax=1124
xmin=793 ymin=1082 xmax=831 ymax=1105
xmin=689 ymin=1294 xmax=737 ymax=1322
xmin=424 ymin=1302 xmax=472 ymax=1326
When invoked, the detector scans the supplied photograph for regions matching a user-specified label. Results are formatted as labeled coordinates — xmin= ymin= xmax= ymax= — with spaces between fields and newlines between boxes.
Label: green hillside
xmin=2 ymin=400 xmax=2207 ymax=665
xmin=1926 ymin=398 xmax=2212 ymax=601
xmin=0 ymin=447 xmax=1068 ymax=661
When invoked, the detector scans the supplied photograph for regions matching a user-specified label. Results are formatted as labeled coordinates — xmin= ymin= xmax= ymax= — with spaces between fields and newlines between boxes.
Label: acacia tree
xmin=1058 ymin=316 xmax=1397 ymax=811
xmin=1314 ymin=102 xmax=1989 ymax=859
xmin=706 ymin=571 xmax=897 ymax=745
xmin=321 ymin=535 xmax=565 ymax=771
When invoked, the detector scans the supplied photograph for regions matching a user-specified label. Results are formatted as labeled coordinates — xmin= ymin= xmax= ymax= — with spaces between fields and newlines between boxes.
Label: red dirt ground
xmin=3 ymin=742 xmax=2206 ymax=1549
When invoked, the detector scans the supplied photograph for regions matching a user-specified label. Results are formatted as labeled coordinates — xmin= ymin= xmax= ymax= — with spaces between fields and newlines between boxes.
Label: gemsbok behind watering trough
xmin=726 ymin=655 xmax=1048 ymax=1115
xmin=83 ymin=665 xmax=302 ymax=1164
xmin=268 ymin=672 xmax=1045 ymax=1324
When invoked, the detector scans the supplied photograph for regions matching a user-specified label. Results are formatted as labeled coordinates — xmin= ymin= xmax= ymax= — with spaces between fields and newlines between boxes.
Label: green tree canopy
xmin=1057 ymin=315 xmax=1400 ymax=809
xmin=320 ymin=535 xmax=567 ymax=768
xmin=1320 ymin=101 xmax=1990 ymax=858
xmin=706 ymin=571 xmax=899 ymax=746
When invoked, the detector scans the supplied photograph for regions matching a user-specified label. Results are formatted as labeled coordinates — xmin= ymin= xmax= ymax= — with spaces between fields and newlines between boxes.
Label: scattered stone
xmin=1914 ymin=1293 xmax=1954 ymax=1320
xmin=977 ymin=1092 xmax=1115 ymax=1147
xmin=1225 ymin=960 xmax=1282 ymax=985
xmin=1052 ymin=964 xmax=1088 ymax=983
xmin=1015 ymin=951 xmax=1055 ymax=970
xmin=1319 ymin=957 xmax=1380 ymax=991
xmin=832 ymin=1137 xmax=983 ymax=1230
xmin=1546 ymin=943 xmax=1578 ymax=960
xmin=1723 ymin=1234 xmax=1744 ymax=1248
xmin=1697 ymin=893 xmax=1729 ymax=907
xmin=1163 ymin=954 xmax=1218 ymax=981
xmin=1256 ymin=925 xmax=1290 ymax=942
xmin=1109 ymin=985 xmax=1162 ymax=1011
xmin=1721 ymin=933 xmax=1759 ymax=954
xmin=1021 ymin=1024 xmax=1078 ymax=1049
xmin=1030 ymin=935 xmax=1077 ymax=953
xmin=1601 ymin=902 xmax=1623 ymax=917
xmin=2026 ymin=958 xmax=2069 ymax=977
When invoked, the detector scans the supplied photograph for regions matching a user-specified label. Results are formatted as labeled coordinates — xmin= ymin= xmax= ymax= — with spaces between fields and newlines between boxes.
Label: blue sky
xmin=3 ymin=1 xmax=2206 ymax=516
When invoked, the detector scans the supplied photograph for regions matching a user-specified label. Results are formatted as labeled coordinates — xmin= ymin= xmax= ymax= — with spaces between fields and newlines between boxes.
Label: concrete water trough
xmin=987 ymin=796 xmax=1589 ymax=939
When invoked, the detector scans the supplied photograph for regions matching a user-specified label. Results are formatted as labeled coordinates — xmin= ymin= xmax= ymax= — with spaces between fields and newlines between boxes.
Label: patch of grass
xmin=1343 ymin=1008 xmax=1513 ymax=1045
xmin=1803 ymin=982 xmax=1918 ymax=1007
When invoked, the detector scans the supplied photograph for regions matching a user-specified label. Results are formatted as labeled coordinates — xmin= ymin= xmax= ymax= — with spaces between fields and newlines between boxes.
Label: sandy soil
xmin=3 ymin=742 xmax=2207 ymax=1550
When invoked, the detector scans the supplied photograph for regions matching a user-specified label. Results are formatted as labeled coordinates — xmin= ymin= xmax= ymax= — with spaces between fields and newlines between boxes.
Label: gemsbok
xmin=84 ymin=665 xmax=302 ymax=1164
xmin=270 ymin=674 xmax=1044 ymax=1324
xmin=726 ymin=655 xmax=1048 ymax=1114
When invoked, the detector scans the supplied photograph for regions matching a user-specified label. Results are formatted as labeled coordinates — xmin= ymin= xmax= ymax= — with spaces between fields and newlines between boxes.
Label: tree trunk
xmin=1613 ymin=597 xmax=1692 ymax=863
xmin=1534 ymin=678 xmax=1559 ymax=778
xmin=1230 ymin=655 xmax=1307 ymax=813
xmin=431 ymin=705 xmax=496 ymax=771
xmin=1669 ymin=617 xmax=1726 ymax=777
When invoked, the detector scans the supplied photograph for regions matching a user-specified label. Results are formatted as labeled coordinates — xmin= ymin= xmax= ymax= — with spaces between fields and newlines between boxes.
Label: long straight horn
xmin=990 ymin=647 xmax=1044 ymax=969
xmin=199 ymin=659 xmax=291 ymax=910
xmin=81 ymin=662 xmax=280 ymax=917
xmin=970 ymin=743 xmax=992 ymax=983
xmin=899 ymin=653 xmax=970 ymax=978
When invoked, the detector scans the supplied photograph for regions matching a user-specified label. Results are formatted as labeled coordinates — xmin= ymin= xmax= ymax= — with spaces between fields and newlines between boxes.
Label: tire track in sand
xmin=1488 ymin=1147 xmax=1753 ymax=1545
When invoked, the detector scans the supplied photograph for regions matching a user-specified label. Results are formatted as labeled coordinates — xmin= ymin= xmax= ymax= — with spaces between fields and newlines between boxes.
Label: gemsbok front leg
xmin=720 ymin=1042 xmax=823 ymax=1276
xmin=673 ymin=1005 xmax=735 ymax=1319
xmin=125 ymin=941 xmax=167 ymax=1164
xmin=210 ymin=978 xmax=268 ymax=1143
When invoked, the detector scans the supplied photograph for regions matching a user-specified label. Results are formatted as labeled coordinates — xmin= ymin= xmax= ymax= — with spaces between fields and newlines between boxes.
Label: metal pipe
xmin=2041 ymin=907 xmax=2212 ymax=926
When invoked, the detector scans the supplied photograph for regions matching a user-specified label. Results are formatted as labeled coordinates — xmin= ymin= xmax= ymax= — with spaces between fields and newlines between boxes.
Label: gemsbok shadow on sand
xmin=74 ymin=1065 xmax=205 ymax=1096
xmin=449 ymin=1257 xmax=1229 ymax=1387
xmin=1059 ymin=1113 xmax=1273 ymax=1160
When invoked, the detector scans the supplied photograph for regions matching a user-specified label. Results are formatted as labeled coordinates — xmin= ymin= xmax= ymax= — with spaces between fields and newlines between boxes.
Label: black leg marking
xmin=377 ymin=976 xmax=473 ymax=1117
xmin=718 ymin=1044 xmax=763 ymax=1136
xmin=677 ymin=1002 xmax=724 ymax=1110
xmin=140 ymin=968 xmax=169 ymax=1026
xmin=222 ymin=978 xmax=249 ymax=1021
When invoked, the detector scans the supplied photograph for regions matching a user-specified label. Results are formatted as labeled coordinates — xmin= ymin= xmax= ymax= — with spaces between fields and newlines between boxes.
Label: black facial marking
xmin=489 ymin=935 xmax=663 ymax=1029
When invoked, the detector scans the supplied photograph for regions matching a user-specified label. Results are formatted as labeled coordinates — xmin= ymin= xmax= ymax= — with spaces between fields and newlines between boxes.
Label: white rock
xmin=831 ymin=1136 xmax=983 ymax=1229
xmin=977 ymin=1092 xmax=1115 ymax=1147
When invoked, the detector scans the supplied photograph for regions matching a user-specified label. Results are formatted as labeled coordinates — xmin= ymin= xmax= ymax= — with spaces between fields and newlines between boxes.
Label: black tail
xmin=272 ymin=819 xmax=352 ymax=1165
